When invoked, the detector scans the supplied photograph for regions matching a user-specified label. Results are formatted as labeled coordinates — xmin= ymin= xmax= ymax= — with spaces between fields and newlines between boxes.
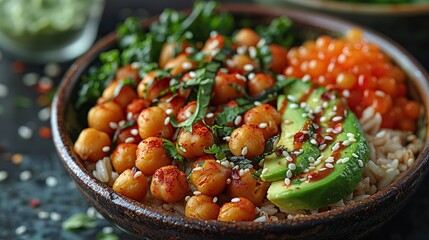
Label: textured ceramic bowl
xmin=52 ymin=4 xmax=429 ymax=240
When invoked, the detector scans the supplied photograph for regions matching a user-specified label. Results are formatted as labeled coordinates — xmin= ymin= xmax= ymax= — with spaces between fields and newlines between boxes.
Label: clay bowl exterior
xmin=51 ymin=4 xmax=429 ymax=240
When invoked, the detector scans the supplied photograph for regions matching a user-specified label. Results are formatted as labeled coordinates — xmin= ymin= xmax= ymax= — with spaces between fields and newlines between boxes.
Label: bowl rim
xmin=52 ymin=2 xmax=429 ymax=234
xmin=284 ymin=0 xmax=429 ymax=15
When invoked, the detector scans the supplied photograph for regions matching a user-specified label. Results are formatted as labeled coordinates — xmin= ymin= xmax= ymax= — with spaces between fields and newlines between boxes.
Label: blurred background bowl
xmin=52 ymin=3 xmax=429 ymax=240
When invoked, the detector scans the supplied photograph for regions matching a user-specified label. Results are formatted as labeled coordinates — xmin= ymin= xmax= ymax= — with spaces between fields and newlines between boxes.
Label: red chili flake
xmin=315 ymin=134 xmax=325 ymax=144
xmin=321 ymin=92 xmax=336 ymax=100
xmin=333 ymin=123 xmax=343 ymax=134
xmin=231 ymin=169 xmax=241 ymax=180
xmin=275 ymin=146 xmax=284 ymax=157
xmin=294 ymin=131 xmax=308 ymax=143
xmin=37 ymin=95 xmax=50 ymax=107
xmin=29 ymin=198 xmax=41 ymax=208
xmin=12 ymin=61 xmax=26 ymax=73
xmin=39 ymin=127 xmax=51 ymax=139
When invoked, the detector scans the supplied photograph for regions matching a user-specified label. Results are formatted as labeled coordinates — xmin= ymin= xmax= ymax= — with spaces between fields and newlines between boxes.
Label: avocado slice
xmin=265 ymin=80 xmax=370 ymax=210
xmin=260 ymin=95 xmax=320 ymax=182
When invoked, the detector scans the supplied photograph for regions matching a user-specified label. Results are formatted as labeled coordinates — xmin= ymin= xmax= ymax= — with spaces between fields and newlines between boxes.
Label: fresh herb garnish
xmin=62 ymin=213 xmax=97 ymax=231
xmin=252 ymin=168 xmax=263 ymax=180
xmin=96 ymin=232 xmax=120 ymax=240
xmin=161 ymin=138 xmax=185 ymax=164
xmin=204 ymin=144 xmax=227 ymax=160
xmin=256 ymin=17 xmax=294 ymax=47
xmin=292 ymin=179 xmax=303 ymax=185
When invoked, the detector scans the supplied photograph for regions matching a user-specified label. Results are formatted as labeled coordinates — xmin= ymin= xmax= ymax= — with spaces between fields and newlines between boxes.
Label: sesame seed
xmin=257 ymin=38 xmax=266 ymax=48
xmin=282 ymin=150 xmax=289 ymax=156
xmin=352 ymin=153 xmax=359 ymax=158
xmin=46 ymin=176 xmax=58 ymax=187
xmin=130 ymin=129 xmax=139 ymax=136
xmin=290 ymin=103 xmax=299 ymax=109
xmin=343 ymin=140 xmax=351 ymax=146
xmin=193 ymin=166 xmax=203 ymax=172
xmin=22 ymin=73 xmax=39 ymax=86
xmin=185 ymin=31 xmax=193 ymax=39
xmin=125 ymin=137 xmax=134 ymax=143
xmin=102 ymin=146 xmax=110 ymax=153
xmin=127 ymin=112 xmax=133 ymax=121
xmin=342 ymin=157 xmax=350 ymax=164
xmin=258 ymin=122 xmax=268 ymax=129
xmin=314 ymin=159 xmax=322 ymax=166
xmin=44 ymin=63 xmax=62 ymax=78
xmin=332 ymin=143 xmax=340 ymax=151
xmin=286 ymin=169 xmax=293 ymax=178
xmin=249 ymin=47 xmax=257 ymax=58
xmin=182 ymin=62 xmax=193 ymax=69
xmin=310 ymin=139 xmax=318 ymax=145
xmin=243 ymin=64 xmax=254 ymax=72
xmin=320 ymin=116 xmax=327 ymax=122
xmin=375 ymin=90 xmax=385 ymax=97
xmin=102 ymin=226 xmax=114 ymax=234
xmin=322 ymin=102 xmax=329 ymax=108
xmin=237 ymin=46 xmax=247 ymax=55
xmin=326 ymin=157 xmax=335 ymax=163
xmin=220 ymin=162 xmax=229 ymax=168
xmin=185 ymin=110 xmax=192 ymax=118
xmin=319 ymin=168 xmax=327 ymax=171
xmin=15 ymin=226 xmax=27 ymax=235
xmin=346 ymin=133 xmax=355 ymax=138
xmin=301 ymin=113 xmax=308 ymax=118
xmin=226 ymin=59 xmax=235 ymax=67
xmin=376 ymin=130 xmax=386 ymax=138
xmin=239 ymin=169 xmax=245 ymax=176
xmin=358 ymin=160 xmax=364 ymax=168
xmin=342 ymin=90 xmax=350 ymax=98
xmin=131 ymin=62 xmax=141 ymax=69
xmin=235 ymin=73 xmax=246 ymax=81
xmin=326 ymin=163 xmax=334 ymax=168
xmin=286 ymin=156 xmax=293 ymax=162
xmin=210 ymin=31 xmax=218 ymax=37
xmin=38 ymin=211 xmax=49 ymax=219
xmin=205 ymin=112 xmax=215 ymax=119
xmin=193 ymin=191 xmax=201 ymax=195
xmin=0 ymin=171 xmax=7 ymax=182
xmin=231 ymin=198 xmax=240 ymax=203
xmin=185 ymin=196 xmax=191 ymax=201
xmin=309 ymin=166 xmax=316 ymax=171
xmin=348 ymin=137 xmax=357 ymax=142
xmin=164 ymin=117 xmax=170 ymax=125
xmin=277 ymin=75 xmax=286 ymax=81
xmin=319 ymin=144 xmax=327 ymax=150
xmin=288 ymin=163 xmax=296 ymax=170
xmin=329 ymin=112 xmax=336 ymax=118
xmin=241 ymin=147 xmax=248 ymax=156
xmin=248 ymin=73 xmax=256 ymax=80
xmin=234 ymin=115 xmax=242 ymax=126
xmin=223 ymin=136 xmax=231 ymax=141
xmin=333 ymin=128 xmax=342 ymax=134
xmin=325 ymin=136 xmax=333 ymax=141
xmin=169 ymin=79 xmax=177 ymax=86
xmin=308 ymin=157 xmax=315 ymax=163
xmin=333 ymin=116 xmax=343 ymax=122
xmin=50 ymin=212 xmax=61 ymax=221
xmin=287 ymin=95 xmax=297 ymax=101
xmin=284 ymin=178 xmax=291 ymax=185
xmin=254 ymin=101 xmax=262 ymax=106
xmin=185 ymin=47 xmax=194 ymax=54
xmin=326 ymin=128 xmax=333 ymax=133
xmin=165 ymin=109 xmax=173 ymax=115
xmin=227 ymin=178 xmax=231 ymax=184
xmin=39 ymin=76 xmax=53 ymax=89
xmin=109 ymin=122 xmax=118 ymax=129
xmin=261 ymin=168 xmax=268 ymax=175
xmin=134 ymin=171 xmax=142 ymax=178
xmin=302 ymin=74 xmax=311 ymax=82
xmin=213 ymin=197 xmax=218 ymax=203
xmin=18 ymin=126 xmax=33 ymax=139
xmin=19 ymin=170 xmax=32 ymax=181
xmin=219 ymin=68 xmax=228 ymax=73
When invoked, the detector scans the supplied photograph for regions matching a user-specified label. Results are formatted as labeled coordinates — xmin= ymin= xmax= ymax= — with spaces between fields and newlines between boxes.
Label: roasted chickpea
xmin=159 ymin=41 xmax=188 ymax=68
xmin=247 ymin=73 xmax=275 ymax=96
xmin=111 ymin=143 xmax=137 ymax=174
xmin=212 ymin=73 xmax=246 ymax=105
xmin=229 ymin=125 xmax=265 ymax=158
xmin=269 ymin=44 xmax=288 ymax=74
xmin=157 ymin=94 xmax=187 ymax=117
xmin=176 ymin=123 xmax=215 ymax=159
xmin=137 ymin=106 xmax=174 ymax=140
xmin=234 ymin=28 xmax=260 ymax=47
xmin=112 ymin=168 xmax=148 ymax=202
xmin=185 ymin=195 xmax=220 ymax=220
xmin=150 ymin=165 xmax=189 ymax=203
xmin=217 ymin=197 xmax=256 ymax=222
xmin=202 ymin=34 xmax=225 ymax=55
xmin=164 ymin=54 xmax=197 ymax=76
xmin=126 ymin=98 xmax=151 ymax=120
xmin=189 ymin=160 xmax=230 ymax=196
xmin=227 ymin=54 xmax=258 ymax=75
xmin=227 ymin=169 xmax=270 ymax=205
xmin=135 ymin=137 xmax=173 ymax=176
xmin=99 ymin=80 xmax=138 ymax=109
xmin=116 ymin=65 xmax=140 ymax=85
xmin=243 ymin=104 xmax=282 ymax=139
xmin=137 ymin=71 xmax=170 ymax=101
xmin=74 ymin=128 xmax=111 ymax=163
xmin=88 ymin=101 xmax=124 ymax=136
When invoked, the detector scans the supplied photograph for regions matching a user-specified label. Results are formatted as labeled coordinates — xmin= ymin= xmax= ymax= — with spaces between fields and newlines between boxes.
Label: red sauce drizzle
xmin=299 ymin=84 xmax=316 ymax=103
xmin=293 ymin=120 xmax=311 ymax=150
xmin=279 ymin=98 xmax=288 ymax=116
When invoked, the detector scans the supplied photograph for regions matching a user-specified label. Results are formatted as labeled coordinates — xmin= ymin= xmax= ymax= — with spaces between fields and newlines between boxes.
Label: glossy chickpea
xmin=137 ymin=71 xmax=170 ymax=101
xmin=185 ymin=195 xmax=220 ymax=220
xmin=135 ymin=137 xmax=173 ymax=176
xmin=201 ymin=34 xmax=225 ymax=54
xmin=88 ymin=101 xmax=124 ymax=135
xmin=164 ymin=54 xmax=197 ymax=76
xmin=99 ymin=80 xmax=138 ymax=109
xmin=227 ymin=54 xmax=258 ymax=75
xmin=189 ymin=159 xmax=230 ymax=196
xmin=137 ymin=106 xmax=174 ymax=140
xmin=227 ymin=169 xmax=270 ymax=205
xmin=243 ymin=104 xmax=282 ymax=139
xmin=247 ymin=73 xmax=275 ymax=96
xmin=150 ymin=165 xmax=189 ymax=203
xmin=111 ymin=143 xmax=137 ymax=174
xmin=74 ymin=128 xmax=111 ymax=163
xmin=269 ymin=44 xmax=288 ymax=74
xmin=116 ymin=65 xmax=140 ymax=85
xmin=126 ymin=98 xmax=151 ymax=120
xmin=176 ymin=123 xmax=215 ymax=159
xmin=229 ymin=125 xmax=265 ymax=158
xmin=212 ymin=73 xmax=246 ymax=105
xmin=159 ymin=41 xmax=188 ymax=69
xmin=112 ymin=168 xmax=148 ymax=202
xmin=217 ymin=197 xmax=256 ymax=222
xmin=234 ymin=28 xmax=260 ymax=47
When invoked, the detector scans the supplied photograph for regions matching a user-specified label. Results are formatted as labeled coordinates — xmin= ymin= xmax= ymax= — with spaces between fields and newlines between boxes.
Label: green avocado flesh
xmin=263 ymin=80 xmax=370 ymax=210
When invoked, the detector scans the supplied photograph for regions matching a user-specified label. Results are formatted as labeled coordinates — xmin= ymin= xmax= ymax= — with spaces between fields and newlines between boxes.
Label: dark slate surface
xmin=0 ymin=1 xmax=428 ymax=240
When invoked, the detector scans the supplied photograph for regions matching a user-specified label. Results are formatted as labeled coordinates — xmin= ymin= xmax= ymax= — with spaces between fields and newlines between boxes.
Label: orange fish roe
xmin=284 ymin=28 xmax=420 ymax=131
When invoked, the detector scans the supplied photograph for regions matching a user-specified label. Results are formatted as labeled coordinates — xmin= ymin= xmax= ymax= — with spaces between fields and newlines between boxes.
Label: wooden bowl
xmin=51 ymin=4 xmax=429 ymax=240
